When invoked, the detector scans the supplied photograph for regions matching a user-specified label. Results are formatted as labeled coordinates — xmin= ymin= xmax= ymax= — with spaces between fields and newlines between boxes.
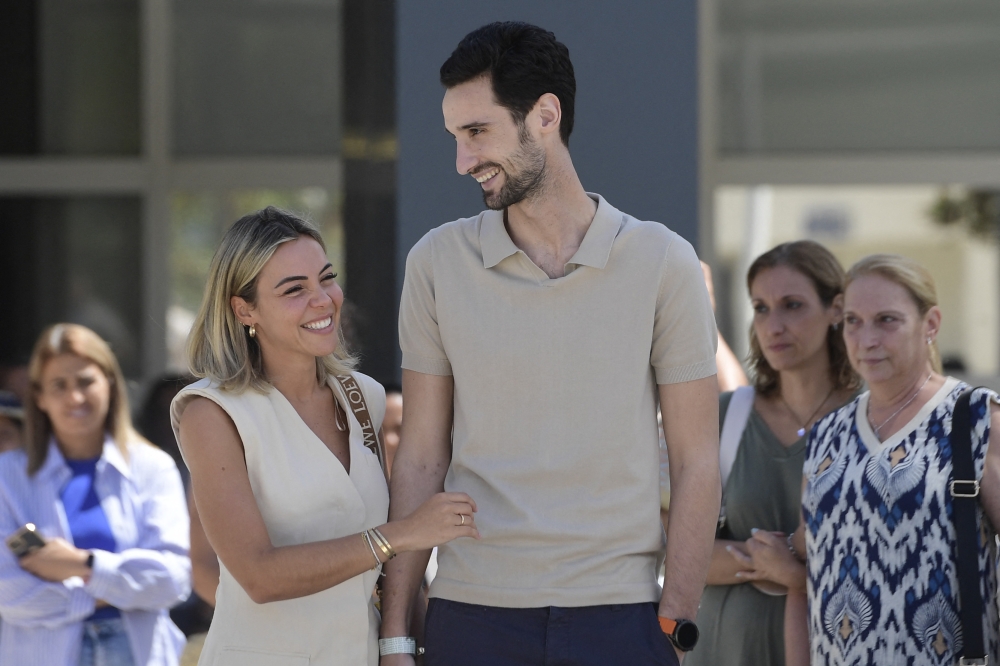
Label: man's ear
xmin=533 ymin=93 xmax=562 ymax=138
xmin=231 ymin=296 xmax=254 ymax=327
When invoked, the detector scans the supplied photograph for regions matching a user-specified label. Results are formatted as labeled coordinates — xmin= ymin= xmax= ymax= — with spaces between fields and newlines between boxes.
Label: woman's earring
xmin=927 ymin=336 xmax=932 ymax=345
xmin=249 ymin=323 xmax=256 ymax=338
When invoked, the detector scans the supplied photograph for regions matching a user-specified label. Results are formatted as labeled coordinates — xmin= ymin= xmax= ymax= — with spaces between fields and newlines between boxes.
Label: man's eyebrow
xmin=444 ymin=120 xmax=493 ymax=135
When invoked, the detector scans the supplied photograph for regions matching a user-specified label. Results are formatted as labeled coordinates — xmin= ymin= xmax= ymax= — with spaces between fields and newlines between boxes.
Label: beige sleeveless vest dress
xmin=170 ymin=372 xmax=388 ymax=666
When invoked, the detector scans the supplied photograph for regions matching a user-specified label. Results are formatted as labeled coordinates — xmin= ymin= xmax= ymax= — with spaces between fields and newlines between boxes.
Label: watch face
xmin=675 ymin=620 xmax=700 ymax=651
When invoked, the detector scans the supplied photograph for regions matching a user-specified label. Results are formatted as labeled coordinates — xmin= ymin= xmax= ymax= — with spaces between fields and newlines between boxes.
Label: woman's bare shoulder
xmin=178 ymin=396 xmax=242 ymax=449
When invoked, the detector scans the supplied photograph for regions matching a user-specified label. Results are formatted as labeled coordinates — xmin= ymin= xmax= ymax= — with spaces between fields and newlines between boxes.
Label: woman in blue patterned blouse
xmin=797 ymin=254 xmax=1000 ymax=666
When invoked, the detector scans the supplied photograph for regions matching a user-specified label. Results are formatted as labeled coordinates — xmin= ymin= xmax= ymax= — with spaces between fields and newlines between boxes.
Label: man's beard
xmin=480 ymin=128 xmax=547 ymax=211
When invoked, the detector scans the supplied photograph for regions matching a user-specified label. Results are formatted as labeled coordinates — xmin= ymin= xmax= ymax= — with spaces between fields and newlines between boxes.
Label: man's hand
xmin=19 ymin=537 xmax=90 ymax=582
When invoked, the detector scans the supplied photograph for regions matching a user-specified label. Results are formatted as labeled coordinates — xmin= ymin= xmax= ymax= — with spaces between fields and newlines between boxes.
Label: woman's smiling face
xmin=35 ymin=354 xmax=111 ymax=445
xmin=233 ymin=236 xmax=344 ymax=363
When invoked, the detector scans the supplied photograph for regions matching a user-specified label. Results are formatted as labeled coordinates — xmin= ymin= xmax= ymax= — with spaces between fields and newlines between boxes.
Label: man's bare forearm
xmin=380 ymin=371 xmax=455 ymax=639
xmin=659 ymin=458 xmax=721 ymax=619
xmin=657 ymin=376 xmax=720 ymax=621
xmin=380 ymin=459 xmax=447 ymax=637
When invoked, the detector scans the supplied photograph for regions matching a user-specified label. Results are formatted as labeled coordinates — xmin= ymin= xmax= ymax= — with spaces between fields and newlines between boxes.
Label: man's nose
xmin=456 ymin=142 xmax=478 ymax=176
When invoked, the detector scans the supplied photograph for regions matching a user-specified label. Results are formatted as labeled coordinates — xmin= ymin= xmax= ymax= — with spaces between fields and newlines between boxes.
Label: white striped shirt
xmin=0 ymin=437 xmax=190 ymax=665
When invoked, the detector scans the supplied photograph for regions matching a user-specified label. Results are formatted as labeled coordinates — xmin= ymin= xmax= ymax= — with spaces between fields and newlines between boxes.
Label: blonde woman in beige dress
xmin=172 ymin=208 xmax=479 ymax=666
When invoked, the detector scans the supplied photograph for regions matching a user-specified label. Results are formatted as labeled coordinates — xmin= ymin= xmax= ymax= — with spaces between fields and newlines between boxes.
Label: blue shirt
xmin=62 ymin=456 xmax=119 ymax=620
xmin=0 ymin=436 xmax=191 ymax=666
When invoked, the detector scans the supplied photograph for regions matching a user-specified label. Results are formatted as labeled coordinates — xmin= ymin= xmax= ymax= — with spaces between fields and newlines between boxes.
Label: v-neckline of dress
xmin=270 ymin=377 xmax=355 ymax=478
xmin=855 ymin=376 xmax=959 ymax=457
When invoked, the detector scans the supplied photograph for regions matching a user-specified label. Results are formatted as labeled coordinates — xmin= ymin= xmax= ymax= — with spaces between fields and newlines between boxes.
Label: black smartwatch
xmin=658 ymin=617 xmax=699 ymax=652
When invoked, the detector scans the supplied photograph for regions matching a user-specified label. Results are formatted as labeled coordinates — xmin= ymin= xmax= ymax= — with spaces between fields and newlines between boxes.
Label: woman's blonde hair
xmin=746 ymin=241 xmax=860 ymax=397
xmin=187 ymin=206 xmax=356 ymax=393
xmin=844 ymin=254 xmax=943 ymax=374
xmin=26 ymin=324 xmax=137 ymax=476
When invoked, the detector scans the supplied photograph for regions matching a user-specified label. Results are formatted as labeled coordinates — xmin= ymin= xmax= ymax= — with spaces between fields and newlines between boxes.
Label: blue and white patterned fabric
xmin=803 ymin=377 xmax=999 ymax=666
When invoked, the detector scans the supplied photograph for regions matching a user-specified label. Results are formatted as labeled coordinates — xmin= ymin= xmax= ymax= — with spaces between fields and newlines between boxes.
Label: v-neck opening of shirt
xmin=856 ymin=376 xmax=960 ymax=456
xmin=748 ymin=408 xmax=807 ymax=455
xmin=271 ymin=381 xmax=353 ymax=477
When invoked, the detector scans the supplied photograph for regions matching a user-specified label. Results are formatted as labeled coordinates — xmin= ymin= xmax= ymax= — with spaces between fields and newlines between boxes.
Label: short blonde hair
xmin=26 ymin=324 xmax=137 ymax=476
xmin=844 ymin=254 xmax=943 ymax=374
xmin=187 ymin=206 xmax=356 ymax=393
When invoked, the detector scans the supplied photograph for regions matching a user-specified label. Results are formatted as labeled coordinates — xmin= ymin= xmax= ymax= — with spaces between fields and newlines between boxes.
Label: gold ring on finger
xmin=460 ymin=514 xmax=465 ymax=526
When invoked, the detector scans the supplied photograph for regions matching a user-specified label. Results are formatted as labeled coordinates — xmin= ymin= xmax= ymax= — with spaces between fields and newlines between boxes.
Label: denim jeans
xmin=79 ymin=617 xmax=135 ymax=666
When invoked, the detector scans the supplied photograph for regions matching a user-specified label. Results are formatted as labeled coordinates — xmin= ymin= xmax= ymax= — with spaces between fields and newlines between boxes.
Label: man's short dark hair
xmin=440 ymin=22 xmax=576 ymax=146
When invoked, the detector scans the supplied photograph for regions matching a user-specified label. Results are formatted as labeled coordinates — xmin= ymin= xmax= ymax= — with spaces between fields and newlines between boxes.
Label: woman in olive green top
xmin=685 ymin=241 xmax=860 ymax=666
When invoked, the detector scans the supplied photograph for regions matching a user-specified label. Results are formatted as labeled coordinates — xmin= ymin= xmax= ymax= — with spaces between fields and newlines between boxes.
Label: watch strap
xmin=658 ymin=616 xmax=678 ymax=636
xmin=378 ymin=637 xmax=423 ymax=656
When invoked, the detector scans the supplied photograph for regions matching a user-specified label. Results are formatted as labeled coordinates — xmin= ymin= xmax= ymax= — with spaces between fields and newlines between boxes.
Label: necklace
xmin=780 ymin=386 xmax=836 ymax=438
xmin=334 ymin=401 xmax=348 ymax=432
xmin=868 ymin=373 xmax=932 ymax=437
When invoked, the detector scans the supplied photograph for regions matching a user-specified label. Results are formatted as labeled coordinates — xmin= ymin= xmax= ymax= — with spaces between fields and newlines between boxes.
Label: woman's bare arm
xmin=187 ymin=485 xmax=219 ymax=606
xmin=180 ymin=397 xmax=477 ymax=604
xmin=705 ymin=538 xmax=754 ymax=585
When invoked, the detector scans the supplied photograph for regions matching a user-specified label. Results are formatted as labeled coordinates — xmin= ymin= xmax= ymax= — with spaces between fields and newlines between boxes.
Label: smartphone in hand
xmin=6 ymin=523 xmax=46 ymax=558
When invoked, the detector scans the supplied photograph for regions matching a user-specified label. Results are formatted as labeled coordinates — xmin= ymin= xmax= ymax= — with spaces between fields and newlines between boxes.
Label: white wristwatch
xmin=378 ymin=637 xmax=424 ymax=656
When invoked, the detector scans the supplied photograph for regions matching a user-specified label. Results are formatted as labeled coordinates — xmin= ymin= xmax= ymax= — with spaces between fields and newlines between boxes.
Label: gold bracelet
xmin=370 ymin=528 xmax=396 ymax=560
xmin=361 ymin=530 xmax=382 ymax=569
xmin=374 ymin=528 xmax=397 ymax=559
xmin=368 ymin=529 xmax=392 ymax=560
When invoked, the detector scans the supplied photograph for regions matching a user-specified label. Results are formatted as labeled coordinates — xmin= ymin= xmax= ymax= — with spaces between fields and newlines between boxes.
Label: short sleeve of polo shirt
xmin=399 ymin=232 xmax=452 ymax=376
xmin=651 ymin=235 xmax=718 ymax=384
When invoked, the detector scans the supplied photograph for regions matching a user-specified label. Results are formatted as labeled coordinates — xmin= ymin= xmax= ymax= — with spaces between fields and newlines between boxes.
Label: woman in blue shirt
xmin=0 ymin=324 xmax=191 ymax=666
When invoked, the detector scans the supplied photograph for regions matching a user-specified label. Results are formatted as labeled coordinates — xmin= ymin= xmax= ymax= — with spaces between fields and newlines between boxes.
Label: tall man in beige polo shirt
xmin=380 ymin=22 xmax=721 ymax=666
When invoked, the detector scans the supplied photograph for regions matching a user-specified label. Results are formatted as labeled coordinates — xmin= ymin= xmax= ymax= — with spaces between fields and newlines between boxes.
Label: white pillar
xmin=731 ymin=186 xmax=773 ymax=362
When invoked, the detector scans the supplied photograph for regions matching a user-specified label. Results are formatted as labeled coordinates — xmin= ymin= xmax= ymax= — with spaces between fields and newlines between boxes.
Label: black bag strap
xmin=950 ymin=388 xmax=987 ymax=665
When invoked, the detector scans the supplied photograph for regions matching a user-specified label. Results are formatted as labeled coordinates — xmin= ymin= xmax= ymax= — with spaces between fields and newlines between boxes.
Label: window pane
xmin=36 ymin=0 xmax=140 ymax=155
xmin=0 ymin=197 xmax=143 ymax=376
xmin=173 ymin=0 xmax=342 ymax=156
xmin=717 ymin=0 xmax=1000 ymax=153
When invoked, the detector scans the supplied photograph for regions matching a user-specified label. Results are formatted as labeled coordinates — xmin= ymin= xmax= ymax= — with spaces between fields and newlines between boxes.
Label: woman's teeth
xmin=303 ymin=317 xmax=332 ymax=330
